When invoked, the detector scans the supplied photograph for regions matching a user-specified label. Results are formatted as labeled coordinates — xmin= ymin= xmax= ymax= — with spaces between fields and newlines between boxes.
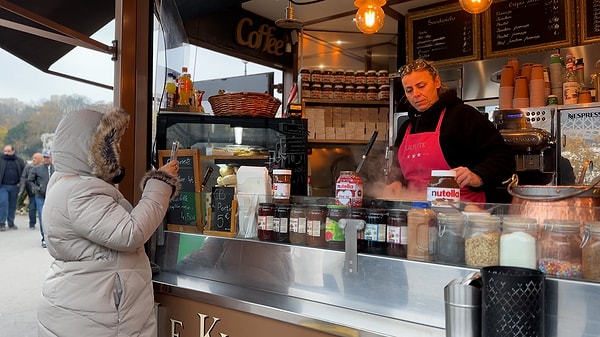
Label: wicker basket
xmin=208 ymin=92 xmax=281 ymax=118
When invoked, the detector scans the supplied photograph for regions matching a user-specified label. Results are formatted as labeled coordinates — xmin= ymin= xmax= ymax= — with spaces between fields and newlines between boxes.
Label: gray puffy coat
xmin=38 ymin=108 xmax=179 ymax=337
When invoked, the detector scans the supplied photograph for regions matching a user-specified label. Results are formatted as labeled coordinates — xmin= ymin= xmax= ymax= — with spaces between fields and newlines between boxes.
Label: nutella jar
xmin=334 ymin=69 xmax=345 ymax=84
xmin=427 ymin=170 xmax=460 ymax=207
xmin=344 ymin=85 xmax=355 ymax=100
xmin=366 ymin=70 xmax=378 ymax=85
xmin=322 ymin=84 xmax=334 ymax=99
xmin=272 ymin=169 xmax=292 ymax=203
xmin=333 ymin=85 xmax=345 ymax=100
xmin=301 ymin=82 xmax=311 ymax=99
xmin=377 ymin=70 xmax=389 ymax=86
xmin=378 ymin=84 xmax=390 ymax=101
xmin=366 ymin=86 xmax=378 ymax=101
xmin=335 ymin=171 xmax=363 ymax=207
xmin=322 ymin=69 xmax=334 ymax=84
xmin=311 ymin=83 xmax=322 ymax=99
xmin=299 ymin=68 xmax=311 ymax=84
xmin=311 ymin=69 xmax=322 ymax=84
xmin=355 ymin=85 xmax=367 ymax=101
xmin=345 ymin=70 xmax=355 ymax=85
xmin=355 ymin=70 xmax=366 ymax=85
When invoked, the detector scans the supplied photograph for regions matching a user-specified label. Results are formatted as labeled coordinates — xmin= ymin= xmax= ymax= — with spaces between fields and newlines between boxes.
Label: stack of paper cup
xmin=549 ymin=54 xmax=563 ymax=104
xmin=499 ymin=65 xmax=514 ymax=109
xmin=513 ymin=76 xmax=529 ymax=108
xmin=529 ymin=64 xmax=546 ymax=107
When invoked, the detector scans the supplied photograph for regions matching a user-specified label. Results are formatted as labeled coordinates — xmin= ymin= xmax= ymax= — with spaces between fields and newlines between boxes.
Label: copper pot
xmin=507 ymin=174 xmax=600 ymax=227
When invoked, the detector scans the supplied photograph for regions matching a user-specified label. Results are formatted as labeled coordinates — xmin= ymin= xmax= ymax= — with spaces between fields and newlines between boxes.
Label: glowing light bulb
xmin=354 ymin=2 xmax=385 ymax=34
xmin=459 ymin=0 xmax=493 ymax=14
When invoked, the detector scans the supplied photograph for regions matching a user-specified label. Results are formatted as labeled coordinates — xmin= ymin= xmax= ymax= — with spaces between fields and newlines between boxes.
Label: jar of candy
xmin=538 ymin=219 xmax=582 ymax=278
xmin=435 ymin=212 xmax=466 ymax=264
xmin=464 ymin=215 xmax=501 ymax=267
xmin=499 ymin=216 xmax=538 ymax=269
xmin=326 ymin=205 xmax=349 ymax=250
xmin=335 ymin=171 xmax=363 ymax=207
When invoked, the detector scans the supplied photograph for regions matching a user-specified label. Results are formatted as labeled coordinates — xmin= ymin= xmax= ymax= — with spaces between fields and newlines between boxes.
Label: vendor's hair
xmin=399 ymin=58 xmax=449 ymax=95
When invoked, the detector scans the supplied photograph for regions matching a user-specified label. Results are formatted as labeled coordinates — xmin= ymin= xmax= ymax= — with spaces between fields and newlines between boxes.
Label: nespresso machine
xmin=492 ymin=106 xmax=559 ymax=185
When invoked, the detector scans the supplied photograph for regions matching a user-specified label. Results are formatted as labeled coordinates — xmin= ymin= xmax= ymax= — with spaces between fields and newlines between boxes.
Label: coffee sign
xmin=236 ymin=18 xmax=285 ymax=56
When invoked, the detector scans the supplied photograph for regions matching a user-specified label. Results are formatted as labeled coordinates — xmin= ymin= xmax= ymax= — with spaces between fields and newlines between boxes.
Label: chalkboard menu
xmin=205 ymin=186 xmax=237 ymax=237
xmin=484 ymin=0 xmax=573 ymax=57
xmin=407 ymin=3 xmax=480 ymax=66
xmin=581 ymin=0 xmax=600 ymax=43
xmin=158 ymin=149 xmax=202 ymax=232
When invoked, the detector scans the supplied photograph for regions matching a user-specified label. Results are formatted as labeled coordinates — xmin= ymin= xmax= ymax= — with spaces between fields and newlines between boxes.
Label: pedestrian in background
xmin=20 ymin=152 xmax=43 ymax=229
xmin=37 ymin=108 xmax=180 ymax=336
xmin=28 ymin=150 xmax=54 ymax=248
xmin=0 ymin=144 xmax=26 ymax=231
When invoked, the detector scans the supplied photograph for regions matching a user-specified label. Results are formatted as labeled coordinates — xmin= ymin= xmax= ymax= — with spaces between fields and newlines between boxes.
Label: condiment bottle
xmin=364 ymin=208 xmax=388 ymax=255
xmin=435 ymin=212 xmax=466 ymax=264
xmin=274 ymin=204 xmax=291 ymax=243
xmin=538 ymin=219 xmax=582 ymax=278
xmin=289 ymin=204 xmax=308 ymax=245
xmin=177 ymin=67 xmax=193 ymax=106
xmin=257 ymin=203 xmax=275 ymax=241
xmin=582 ymin=221 xmax=600 ymax=280
xmin=407 ymin=202 xmax=437 ymax=261
xmin=427 ymin=170 xmax=460 ymax=207
xmin=464 ymin=215 xmax=501 ymax=267
xmin=272 ymin=169 xmax=292 ymax=203
xmin=325 ymin=205 xmax=349 ymax=250
xmin=499 ymin=216 xmax=538 ymax=269
xmin=164 ymin=72 xmax=177 ymax=108
xmin=307 ymin=205 xmax=327 ymax=247
xmin=563 ymin=60 xmax=581 ymax=105
xmin=386 ymin=209 xmax=407 ymax=257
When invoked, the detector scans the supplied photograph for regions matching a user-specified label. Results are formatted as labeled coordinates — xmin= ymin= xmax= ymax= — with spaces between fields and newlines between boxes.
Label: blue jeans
xmin=0 ymin=184 xmax=19 ymax=226
xmin=35 ymin=196 xmax=45 ymax=242
xmin=28 ymin=192 xmax=37 ymax=227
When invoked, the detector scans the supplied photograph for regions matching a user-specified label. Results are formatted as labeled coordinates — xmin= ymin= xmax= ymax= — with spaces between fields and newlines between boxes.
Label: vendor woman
xmin=383 ymin=58 xmax=515 ymax=203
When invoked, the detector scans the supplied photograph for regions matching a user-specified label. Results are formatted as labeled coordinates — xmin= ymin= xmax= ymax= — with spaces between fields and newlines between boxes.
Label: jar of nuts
xmin=464 ymin=215 xmax=501 ymax=267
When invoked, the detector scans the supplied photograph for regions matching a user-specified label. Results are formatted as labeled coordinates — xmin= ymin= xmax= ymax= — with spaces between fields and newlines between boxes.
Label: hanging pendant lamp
xmin=354 ymin=0 xmax=386 ymax=34
xmin=459 ymin=0 xmax=493 ymax=14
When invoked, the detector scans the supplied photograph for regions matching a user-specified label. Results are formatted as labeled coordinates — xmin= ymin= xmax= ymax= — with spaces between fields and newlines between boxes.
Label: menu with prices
xmin=484 ymin=0 xmax=573 ymax=57
xmin=581 ymin=0 xmax=600 ymax=43
xmin=407 ymin=3 xmax=480 ymax=66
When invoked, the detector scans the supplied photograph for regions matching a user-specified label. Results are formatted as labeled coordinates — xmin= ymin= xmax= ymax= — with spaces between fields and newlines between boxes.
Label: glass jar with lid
xmin=435 ymin=212 xmax=466 ymax=264
xmin=499 ymin=216 xmax=538 ymax=269
xmin=386 ymin=209 xmax=407 ymax=257
xmin=464 ymin=215 xmax=501 ymax=267
xmin=407 ymin=201 xmax=437 ymax=261
xmin=307 ymin=205 xmax=327 ymax=247
xmin=289 ymin=204 xmax=308 ymax=245
xmin=582 ymin=221 xmax=600 ymax=280
xmin=539 ymin=219 xmax=582 ymax=278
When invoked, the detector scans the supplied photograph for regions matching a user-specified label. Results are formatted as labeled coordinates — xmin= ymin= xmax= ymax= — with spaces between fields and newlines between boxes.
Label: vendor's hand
xmin=159 ymin=159 xmax=179 ymax=178
xmin=452 ymin=166 xmax=483 ymax=188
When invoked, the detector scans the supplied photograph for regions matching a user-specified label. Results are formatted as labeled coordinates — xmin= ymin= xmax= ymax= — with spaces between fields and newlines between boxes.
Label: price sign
xmin=205 ymin=186 xmax=237 ymax=237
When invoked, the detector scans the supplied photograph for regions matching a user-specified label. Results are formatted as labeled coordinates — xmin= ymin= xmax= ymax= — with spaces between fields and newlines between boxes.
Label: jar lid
xmin=468 ymin=214 xmax=501 ymax=226
xmin=438 ymin=212 xmax=466 ymax=225
xmin=431 ymin=170 xmax=456 ymax=177
xmin=388 ymin=208 xmax=408 ymax=216
xmin=543 ymin=219 xmax=580 ymax=232
xmin=502 ymin=216 xmax=537 ymax=229
xmin=273 ymin=169 xmax=292 ymax=175
xmin=259 ymin=202 xmax=275 ymax=206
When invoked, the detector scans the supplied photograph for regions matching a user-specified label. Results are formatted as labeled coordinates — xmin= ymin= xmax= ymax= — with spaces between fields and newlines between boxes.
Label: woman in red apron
xmin=384 ymin=59 xmax=515 ymax=203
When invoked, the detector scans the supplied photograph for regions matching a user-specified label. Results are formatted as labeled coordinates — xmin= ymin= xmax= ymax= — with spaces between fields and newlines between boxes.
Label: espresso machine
xmin=492 ymin=106 xmax=559 ymax=185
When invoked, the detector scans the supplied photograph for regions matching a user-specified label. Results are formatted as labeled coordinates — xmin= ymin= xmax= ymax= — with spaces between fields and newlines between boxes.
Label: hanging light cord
xmin=290 ymin=0 xmax=325 ymax=5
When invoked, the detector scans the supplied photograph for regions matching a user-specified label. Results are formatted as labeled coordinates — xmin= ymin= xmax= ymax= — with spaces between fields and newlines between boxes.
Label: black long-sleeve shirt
xmin=391 ymin=90 xmax=515 ymax=202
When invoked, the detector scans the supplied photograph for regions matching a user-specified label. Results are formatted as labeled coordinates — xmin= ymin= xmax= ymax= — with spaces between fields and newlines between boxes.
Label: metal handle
xmin=506 ymin=173 xmax=600 ymax=201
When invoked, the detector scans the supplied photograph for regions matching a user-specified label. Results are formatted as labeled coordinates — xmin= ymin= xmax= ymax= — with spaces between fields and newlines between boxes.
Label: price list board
xmin=580 ymin=0 xmax=600 ymax=43
xmin=483 ymin=0 xmax=573 ymax=57
xmin=407 ymin=3 xmax=480 ymax=66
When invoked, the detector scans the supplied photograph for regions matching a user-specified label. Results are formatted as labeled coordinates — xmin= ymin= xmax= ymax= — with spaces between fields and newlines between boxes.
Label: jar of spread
xmin=289 ymin=204 xmax=308 ymax=245
xmin=299 ymin=68 xmax=311 ymax=84
xmin=258 ymin=203 xmax=276 ymax=241
xmin=464 ymin=215 xmax=501 ymax=267
xmin=326 ymin=205 xmax=349 ymax=250
xmin=274 ymin=204 xmax=292 ymax=243
xmin=307 ymin=205 xmax=327 ymax=247
xmin=322 ymin=69 xmax=334 ymax=84
xmin=435 ymin=212 xmax=466 ymax=264
xmin=499 ymin=216 xmax=538 ymax=269
xmin=365 ymin=208 xmax=388 ymax=255
xmin=366 ymin=70 xmax=378 ymax=85
xmin=345 ymin=70 xmax=355 ymax=85
xmin=538 ymin=219 xmax=582 ymax=278
xmin=427 ymin=170 xmax=460 ymax=207
xmin=351 ymin=207 xmax=367 ymax=253
xmin=407 ymin=202 xmax=437 ymax=261
xmin=311 ymin=83 xmax=322 ymax=99
xmin=333 ymin=85 xmax=345 ymax=100
xmin=582 ymin=222 xmax=600 ymax=280
xmin=366 ymin=86 xmax=378 ymax=101
xmin=378 ymin=84 xmax=390 ymax=101
xmin=335 ymin=171 xmax=363 ymax=207
xmin=344 ymin=85 xmax=355 ymax=100
xmin=387 ymin=209 xmax=407 ymax=257
xmin=301 ymin=82 xmax=311 ymax=99
xmin=334 ymin=69 xmax=345 ymax=84
xmin=272 ymin=169 xmax=292 ymax=203
xmin=377 ymin=70 xmax=389 ymax=86
xmin=355 ymin=85 xmax=367 ymax=101
xmin=311 ymin=69 xmax=322 ymax=84
xmin=322 ymin=84 xmax=334 ymax=99
xmin=355 ymin=70 xmax=366 ymax=85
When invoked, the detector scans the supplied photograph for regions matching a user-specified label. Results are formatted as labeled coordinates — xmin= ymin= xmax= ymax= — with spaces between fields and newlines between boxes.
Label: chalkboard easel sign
xmin=483 ymin=0 xmax=574 ymax=58
xmin=406 ymin=3 xmax=481 ymax=66
xmin=158 ymin=149 xmax=203 ymax=233
xmin=580 ymin=0 xmax=600 ymax=44
xmin=205 ymin=186 xmax=237 ymax=237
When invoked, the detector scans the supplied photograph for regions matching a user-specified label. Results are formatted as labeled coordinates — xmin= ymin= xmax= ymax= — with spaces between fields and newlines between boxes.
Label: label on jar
xmin=427 ymin=170 xmax=460 ymax=207
xmin=335 ymin=171 xmax=363 ymax=207
xmin=365 ymin=223 xmax=386 ymax=242
xmin=258 ymin=215 xmax=274 ymax=231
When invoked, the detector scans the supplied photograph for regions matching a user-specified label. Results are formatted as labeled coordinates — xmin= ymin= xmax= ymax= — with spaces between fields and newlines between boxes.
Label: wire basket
xmin=208 ymin=92 xmax=281 ymax=118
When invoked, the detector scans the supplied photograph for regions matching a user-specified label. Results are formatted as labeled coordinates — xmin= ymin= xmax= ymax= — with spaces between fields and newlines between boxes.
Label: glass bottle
xmin=582 ymin=222 xmax=600 ymax=280
xmin=364 ymin=208 xmax=388 ymax=255
xmin=499 ymin=216 xmax=538 ymax=269
xmin=307 ymin=205 xmax=327 ymax=247
xmin=351 ymin=208 xmax=367 ymax=253
xmin=177 ymin=66 xmax=193 ymax=106
xmin=435 ymin=212 xmax=466 ymax=264
xmin=335 ymin=171 xmax=363 ymax=207
xmin=274 ymin=204 xmax=291 ymax=243
xmin=386 ymin=209 xmax=407 ymax=257
xmin=289 ymin=204 xmax=308 ymax=245
xmin=325 ymin=205 xmax=349 ymax=250
xmin=563 ymin=60 xmax=580 ymax=105
xmin=164 ymin=72 xmax=177 ymax=108
xmin=538 ymin=219 xmax=582 ymax=278
xmin=407 ymin=202 xmax=437 ymax=261
xmin=257 ymin=203 xmax=275 ymax=241
xmin=464 ymin=215 xmax=501 ymax=267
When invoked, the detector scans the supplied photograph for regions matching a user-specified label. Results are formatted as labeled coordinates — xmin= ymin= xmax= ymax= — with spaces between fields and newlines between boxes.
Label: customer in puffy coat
xmin=37 ymin=108 xmax=180 ymax=337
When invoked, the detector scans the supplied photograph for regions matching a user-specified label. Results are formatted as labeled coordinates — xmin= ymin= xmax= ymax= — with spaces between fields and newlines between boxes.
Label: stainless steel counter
xmin=153 ymin=231 xmax=600 ymax=337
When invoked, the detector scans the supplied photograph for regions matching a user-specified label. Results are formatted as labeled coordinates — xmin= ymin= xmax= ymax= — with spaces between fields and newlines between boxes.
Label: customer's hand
xmin=453 ymin=166 xmax=482 ymax=188
xmin=159 ymin=159 xmax=179 ymax=178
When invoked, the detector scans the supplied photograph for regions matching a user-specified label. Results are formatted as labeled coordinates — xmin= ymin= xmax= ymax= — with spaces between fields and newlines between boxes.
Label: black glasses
xmin=399 ymin=59 xmax=438 ymax=78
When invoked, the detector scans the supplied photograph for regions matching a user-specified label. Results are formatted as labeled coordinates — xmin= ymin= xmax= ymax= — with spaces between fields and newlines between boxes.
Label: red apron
xmin=398 ymin=109 xmax=485 ymax=203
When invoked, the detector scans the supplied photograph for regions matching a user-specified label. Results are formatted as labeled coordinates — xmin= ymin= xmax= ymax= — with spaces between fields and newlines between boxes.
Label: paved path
xmin=0 ymin=213 xmax=53 ymax=336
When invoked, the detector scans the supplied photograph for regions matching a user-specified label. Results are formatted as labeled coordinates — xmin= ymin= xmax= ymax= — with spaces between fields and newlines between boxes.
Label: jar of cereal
xmin=464 ymin=215 xmax=501 ymax=267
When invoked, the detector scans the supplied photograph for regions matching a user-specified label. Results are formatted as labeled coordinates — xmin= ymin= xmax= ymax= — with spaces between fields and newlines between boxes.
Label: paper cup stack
xmin=499 ymin=65 xmax=515 ymax=109
xmin=529 ymin=64 xmax=546 ymax=107
xmin=513 ymin=76 xmax=529 ymax=108
xmin=549 ymin=54 xmax=563 ymax=104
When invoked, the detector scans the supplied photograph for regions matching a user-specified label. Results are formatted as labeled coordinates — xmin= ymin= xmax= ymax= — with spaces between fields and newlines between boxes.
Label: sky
xmin=0 ymin=20 xmax=281 ymax=105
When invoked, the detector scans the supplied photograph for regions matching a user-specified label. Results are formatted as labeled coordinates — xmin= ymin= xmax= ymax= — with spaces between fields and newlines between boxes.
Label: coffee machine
xmin=492 ymin=106 xmax=559 ymax=185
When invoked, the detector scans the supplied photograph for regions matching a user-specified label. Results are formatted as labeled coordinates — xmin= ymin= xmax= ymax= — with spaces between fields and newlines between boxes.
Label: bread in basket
xmin=208 ymin=92 xmax=281 ymax=118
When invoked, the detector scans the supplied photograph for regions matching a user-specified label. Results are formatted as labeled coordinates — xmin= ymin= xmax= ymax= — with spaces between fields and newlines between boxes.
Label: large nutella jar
xmin=427 ymin=170 xmax=460 ymax=207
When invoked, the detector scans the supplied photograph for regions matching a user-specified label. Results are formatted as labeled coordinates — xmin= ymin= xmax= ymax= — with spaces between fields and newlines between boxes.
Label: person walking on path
xmin=28 ymin=150 xmax=54 ymax=248
xmin=0 ymin=144 xmax=26 ymax=231
xmin=20 ymin=152 xmax=43 ymax=229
